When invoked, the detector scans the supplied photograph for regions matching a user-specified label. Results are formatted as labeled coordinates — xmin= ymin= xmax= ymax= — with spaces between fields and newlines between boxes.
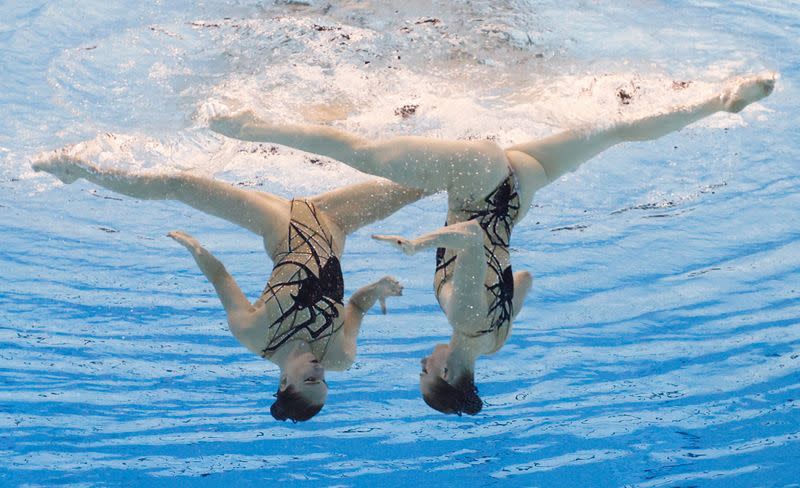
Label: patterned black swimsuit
xmin=260 ymin=199 xmax=344 ymax=359
xmin=434 ymin=172 xmax=521 ymax=341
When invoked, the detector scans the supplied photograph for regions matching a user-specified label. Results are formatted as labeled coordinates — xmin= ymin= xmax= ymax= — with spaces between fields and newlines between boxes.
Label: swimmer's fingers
xmin=375 ymin=276 xmax=403 ymax=314
xmin=377 ymin=276 xmax=403 ymax=296
xmin=371 ymin=234 xmax=416 ymax=255
xmin=167 ymin=230 xmax=202 ymax=253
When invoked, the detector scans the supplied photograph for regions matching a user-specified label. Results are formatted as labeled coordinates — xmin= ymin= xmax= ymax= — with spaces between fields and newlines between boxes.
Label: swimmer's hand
xmin=31 ymin=150 xmax=88 ymax=184
xmin=373 ymin=276 xmax=403 ymax=315
xmin=372 ymin=234 xmax=417 ymax=256
xmin=721 ymin=72 xmax=777 ymax=113
xmin=167 ymin=230 xmax=203 ymax=254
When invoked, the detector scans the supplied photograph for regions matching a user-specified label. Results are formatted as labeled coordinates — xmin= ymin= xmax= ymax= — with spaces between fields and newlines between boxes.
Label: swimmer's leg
xmin=209 ymin=111 xmax=509 ymax=196
xmin=374 ymin=221 xmax=489 ymax=329
xmin=507 ymin=73 xmax=776 ymax=189
xmin=309 ymin=179 xmax=430 ymax=235
xmin=33 ymin=153 xmax=291 ymax=255
xmin=167 ymin=231 xmax=264 ymax=355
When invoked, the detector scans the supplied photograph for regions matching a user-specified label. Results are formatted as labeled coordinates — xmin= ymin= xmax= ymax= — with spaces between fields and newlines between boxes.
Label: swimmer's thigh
xmin=171 ymin=174 xmax=292 ymax=254
xmin=309 ymin=179 xmax=427 ymax=234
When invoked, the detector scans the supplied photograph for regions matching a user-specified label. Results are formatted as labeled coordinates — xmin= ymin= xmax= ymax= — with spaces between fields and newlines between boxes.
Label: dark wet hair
xmin=270 ymin=385 xmax=324 ymax=422
xmin=421 ymin=372 xmax=482 ymax=416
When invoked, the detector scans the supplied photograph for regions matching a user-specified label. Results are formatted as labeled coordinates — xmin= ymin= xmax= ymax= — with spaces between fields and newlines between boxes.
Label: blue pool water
xmin=1 ymin=1 xmax=799 ymax=486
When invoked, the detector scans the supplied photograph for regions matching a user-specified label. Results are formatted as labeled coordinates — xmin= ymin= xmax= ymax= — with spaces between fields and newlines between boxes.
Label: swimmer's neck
xmin=446 ymin=333 xmax=481 ymax=375
xmin=269 ymin=339 xmax=314 ymax=369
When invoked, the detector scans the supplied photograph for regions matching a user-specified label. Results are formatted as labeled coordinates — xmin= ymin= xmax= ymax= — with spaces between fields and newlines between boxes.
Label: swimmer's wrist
xmin=348 ymin=297 xmax=369 ymax=315
xmin=349 ymin=281 xmax=385 ymax=315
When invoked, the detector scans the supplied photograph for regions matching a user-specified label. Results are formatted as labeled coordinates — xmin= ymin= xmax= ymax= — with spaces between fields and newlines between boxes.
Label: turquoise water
xmin=2 ymin=1 xmax=799 ymax=486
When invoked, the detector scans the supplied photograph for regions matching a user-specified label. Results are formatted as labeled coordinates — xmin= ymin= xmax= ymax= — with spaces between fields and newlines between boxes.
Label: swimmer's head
xmin=419 ymin=344 xmax=482 ymax=416
xmin=271 ymin=351 xmax=327 ymax=422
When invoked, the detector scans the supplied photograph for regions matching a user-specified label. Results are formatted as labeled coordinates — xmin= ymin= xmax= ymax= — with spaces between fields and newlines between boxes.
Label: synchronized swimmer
xmin=35 ymin=72 xmax=774 ymax=420
xmin=207 ymin=73 xmax=775 ymax=415
xmin=33 ymin=154 xmax=427 ymax=422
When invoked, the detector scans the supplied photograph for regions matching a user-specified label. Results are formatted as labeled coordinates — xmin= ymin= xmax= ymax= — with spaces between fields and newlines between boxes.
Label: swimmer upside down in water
xmin=208 ymin=73 xmax=775 ymax=415
xmin=33 ymin=151 xmax=429 ymax=422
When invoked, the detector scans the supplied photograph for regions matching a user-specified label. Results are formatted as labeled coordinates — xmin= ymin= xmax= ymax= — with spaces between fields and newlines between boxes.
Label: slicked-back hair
xmin=421 ymin=372 xmax=482 ymax=416
xmin=270 ymin=385 xmax=324 ymax=422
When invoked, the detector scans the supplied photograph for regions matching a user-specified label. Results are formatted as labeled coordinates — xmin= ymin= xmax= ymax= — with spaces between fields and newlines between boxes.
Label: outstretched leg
xmin=507 ymin=73 xmax=776 ymax=186
xmin=374 ymin=221 xmax=489 ymax=329
xmin=33 ymin=150 xmax=291 ymax=256
xmin=309 ymin=179 xmax=430 ymax=235
xmin=209 ymin=110 xmax=510 ymax=199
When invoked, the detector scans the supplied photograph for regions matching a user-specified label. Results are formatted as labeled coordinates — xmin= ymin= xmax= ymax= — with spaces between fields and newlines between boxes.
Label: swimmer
xmin=208 ymin=73 xmax=775 ymax=415
xmin=32 ymin=150 xmax=428 ymax=422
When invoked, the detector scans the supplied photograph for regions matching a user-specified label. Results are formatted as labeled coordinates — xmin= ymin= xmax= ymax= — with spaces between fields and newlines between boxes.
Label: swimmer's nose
xmin=420 ymin=358 xmax=427 ymax=367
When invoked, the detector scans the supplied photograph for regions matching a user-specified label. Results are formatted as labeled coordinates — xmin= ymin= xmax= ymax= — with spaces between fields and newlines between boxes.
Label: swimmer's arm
xmin=323 ymin=277 xmax=403 ymax=371
xmin=167 ymin=231 xmax=267 ymax=356
xmin=508 ymin=73 xmax=776 ymax=188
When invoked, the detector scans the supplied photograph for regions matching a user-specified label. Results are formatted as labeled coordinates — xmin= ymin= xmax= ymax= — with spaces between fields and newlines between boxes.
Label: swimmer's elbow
xmin=226 ymin=311 xmax=262 ymax=354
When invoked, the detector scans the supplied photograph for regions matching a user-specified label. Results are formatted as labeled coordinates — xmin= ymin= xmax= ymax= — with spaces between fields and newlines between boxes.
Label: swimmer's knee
xmin=515 ymin=270 xmax=533 ymax=291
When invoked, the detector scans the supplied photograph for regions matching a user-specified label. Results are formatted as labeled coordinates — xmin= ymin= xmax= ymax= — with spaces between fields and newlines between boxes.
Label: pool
xmin=1 ymin=1 xmax=798 ymax=486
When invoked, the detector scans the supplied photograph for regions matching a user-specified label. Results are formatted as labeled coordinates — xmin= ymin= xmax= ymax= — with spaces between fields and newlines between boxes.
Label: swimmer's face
xmin=282 ymin=352 xmax=328 ymax=405
xmin=419 ymin=343 xmax=451 ymax=391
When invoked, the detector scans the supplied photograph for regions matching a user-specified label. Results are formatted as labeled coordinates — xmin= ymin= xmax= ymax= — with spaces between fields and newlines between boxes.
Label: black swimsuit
xmin=434 ymin=172 xmax=521 ymax=339
xmin=260 ymin=199 xmax=344 ymax=358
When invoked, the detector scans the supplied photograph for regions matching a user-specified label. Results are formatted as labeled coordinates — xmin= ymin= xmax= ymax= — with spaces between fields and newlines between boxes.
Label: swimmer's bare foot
xmin=373 ymin=276 xmax=403 ymax=314
xmin=372 ymin=234 xmax=417 ymax=255
xmin=208 ymin=109 xmax=261 ymax=139
xmin=31 ymin=149 xmax=88 ymax=184
xmin=721 ymin=72 xmax=776 ymax=113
